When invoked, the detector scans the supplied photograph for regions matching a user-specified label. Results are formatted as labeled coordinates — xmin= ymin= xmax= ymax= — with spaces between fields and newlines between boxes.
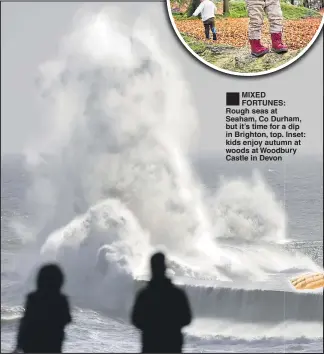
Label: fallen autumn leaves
xmin=175 ymin=17 xmax=323 ymax=50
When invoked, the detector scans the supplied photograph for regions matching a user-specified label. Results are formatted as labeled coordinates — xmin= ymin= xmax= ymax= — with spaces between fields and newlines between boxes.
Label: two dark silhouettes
xmin=15 ymin=252 xmax=192 ymax=353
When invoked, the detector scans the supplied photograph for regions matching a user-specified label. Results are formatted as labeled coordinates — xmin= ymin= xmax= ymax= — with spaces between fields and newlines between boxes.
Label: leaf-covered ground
xmin=173 ymin=2 xmax=323 ymax=50
xmin=175 ymin=17 xmax=322 ymax=50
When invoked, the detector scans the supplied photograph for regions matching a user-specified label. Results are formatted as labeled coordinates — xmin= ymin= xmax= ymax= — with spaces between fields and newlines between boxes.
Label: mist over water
xmin=4 ymin=5 xmax=322 ymax=342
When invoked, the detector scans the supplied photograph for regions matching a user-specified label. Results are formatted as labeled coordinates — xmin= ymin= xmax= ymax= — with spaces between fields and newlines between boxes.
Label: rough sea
xmin=1 ymin=154 xmax=323 ymax=353
xmin=1 ymin=6 xmax=323 ymax=353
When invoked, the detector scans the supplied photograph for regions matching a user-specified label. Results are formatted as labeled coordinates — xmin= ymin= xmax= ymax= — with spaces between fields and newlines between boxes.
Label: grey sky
xmin=1 ymin=2 xmax=323 ymax=156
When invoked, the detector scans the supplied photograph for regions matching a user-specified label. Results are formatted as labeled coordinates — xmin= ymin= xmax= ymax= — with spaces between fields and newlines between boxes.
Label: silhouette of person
xmin=15 ymin=264 xmax=72 ymax=353
xmin=131 ymin=252 xmax=192 ymax=353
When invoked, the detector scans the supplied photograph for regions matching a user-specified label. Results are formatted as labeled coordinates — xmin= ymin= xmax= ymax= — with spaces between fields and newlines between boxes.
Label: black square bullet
xmin=226 ymin=92 xmax=240 ymax=106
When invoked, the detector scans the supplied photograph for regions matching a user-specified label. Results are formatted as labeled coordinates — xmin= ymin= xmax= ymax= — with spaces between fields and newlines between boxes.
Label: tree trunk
xmin=223 ymin=0 xmax=230 ymax=15
xmin=290 ymin=0 xmax=294 ymax=4
xmin=187 ymin=0 xmax=201 ymax=16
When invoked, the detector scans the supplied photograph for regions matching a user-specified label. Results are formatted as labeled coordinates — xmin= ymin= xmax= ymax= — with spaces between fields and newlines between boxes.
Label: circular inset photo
xmin=166 ymin=0 xmax=324 ymax=76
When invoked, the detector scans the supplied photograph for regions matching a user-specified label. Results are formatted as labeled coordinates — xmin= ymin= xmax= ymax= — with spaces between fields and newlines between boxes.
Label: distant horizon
xmin=1 ymin=150 xmax=323 ymax=161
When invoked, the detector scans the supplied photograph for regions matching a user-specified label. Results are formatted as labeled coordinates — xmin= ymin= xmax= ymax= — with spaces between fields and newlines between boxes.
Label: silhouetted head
xmin=150 ymin=252 xmax=167 ymax=279
xmin=36 ymin=264 xmax=64 ymax=293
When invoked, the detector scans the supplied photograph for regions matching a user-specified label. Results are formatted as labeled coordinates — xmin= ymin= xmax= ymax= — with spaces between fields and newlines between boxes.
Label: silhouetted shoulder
xmin=27 ymin=291 xmax=36 ymax=301
xmin=172 ymin=284 xmax=192 ymax=327
xmin=26 ymin=291 xmax=71 ymax=324
xmin=131 ymin=287 xmax=149 ymax=330
xmin=24 ymin=292 xmax=37 ymax=311
xmin=172 ymin=283 xmax=188 ymax=298
xmin=172 ymin=285 xmax=190 ymax=305
xmin=135 ymin=286 xmax=152 ymax=304
xmin=60 ymin=294 xmax=72 ymax=325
